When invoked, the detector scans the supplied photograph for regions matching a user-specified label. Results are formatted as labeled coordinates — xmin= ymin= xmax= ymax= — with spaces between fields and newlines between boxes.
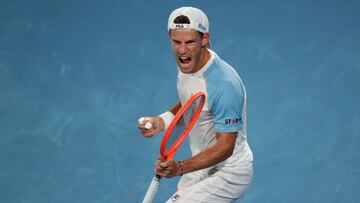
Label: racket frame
xmin=142 ymin=92 xmax=205 ymax=203
xmin=160 ymin=92 xmax=206 ymax=160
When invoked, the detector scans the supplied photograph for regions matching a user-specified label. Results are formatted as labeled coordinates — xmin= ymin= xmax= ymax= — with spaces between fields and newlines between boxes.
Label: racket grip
xmin=142 ymin=175 xmax=161 ymax=203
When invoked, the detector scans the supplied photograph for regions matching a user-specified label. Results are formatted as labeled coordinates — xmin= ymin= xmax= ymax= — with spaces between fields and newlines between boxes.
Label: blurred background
xmin=1 ymin=0 xmax=359 ymax=202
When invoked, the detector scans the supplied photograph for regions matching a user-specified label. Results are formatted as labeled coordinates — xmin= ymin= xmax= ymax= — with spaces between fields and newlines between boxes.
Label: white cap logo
xmin=175 ymin=24 xmax=185 ymax=29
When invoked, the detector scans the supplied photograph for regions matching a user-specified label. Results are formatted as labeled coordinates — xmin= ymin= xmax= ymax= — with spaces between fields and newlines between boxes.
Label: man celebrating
xmin=138 ymin=7 xmax=253 ymax=202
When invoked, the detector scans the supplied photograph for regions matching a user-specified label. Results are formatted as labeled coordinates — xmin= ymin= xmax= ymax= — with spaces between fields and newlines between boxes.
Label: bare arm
xmin=169 ymin=101 xmax=181 ymax=115
xmin=156 ymin=132 xmax=237 ymax=177
xmin=182 ymin=132 xmax=236 ymax=173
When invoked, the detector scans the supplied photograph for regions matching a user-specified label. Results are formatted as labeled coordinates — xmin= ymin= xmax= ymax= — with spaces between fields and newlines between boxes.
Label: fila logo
xmin=175 ymin=24 xmax=184 ymax=28
xmin=171 ymin=193 xmax=181 ymax=202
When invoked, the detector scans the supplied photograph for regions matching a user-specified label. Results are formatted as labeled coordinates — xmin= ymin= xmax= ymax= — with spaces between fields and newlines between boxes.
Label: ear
xmin=201 ymin=32 xmax=210 ymax=47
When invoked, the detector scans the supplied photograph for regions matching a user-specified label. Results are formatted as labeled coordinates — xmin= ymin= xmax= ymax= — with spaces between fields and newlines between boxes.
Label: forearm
xmin=169 ymin=101 xmax=181 ymax=115
xmin=181 ymin=132 xmax=236 ymax=174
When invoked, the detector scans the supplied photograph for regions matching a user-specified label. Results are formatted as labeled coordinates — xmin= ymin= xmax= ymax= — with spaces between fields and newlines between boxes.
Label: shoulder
xmin=205 ymin=52 xmax=244 ymax=93
xmin=204 ymin=51 xmax=246 ymax=106
xmin=205 ymin=51 xmax=240 ymax=81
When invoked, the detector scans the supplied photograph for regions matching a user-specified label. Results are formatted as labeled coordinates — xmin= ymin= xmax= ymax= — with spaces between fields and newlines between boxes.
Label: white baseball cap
xmin=167 ymin=7 xmax=209 ymax=33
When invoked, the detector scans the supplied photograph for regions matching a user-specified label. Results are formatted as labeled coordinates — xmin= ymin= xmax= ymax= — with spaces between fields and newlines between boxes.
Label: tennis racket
xmin=142 ymin=92 xmax=206 ymax=203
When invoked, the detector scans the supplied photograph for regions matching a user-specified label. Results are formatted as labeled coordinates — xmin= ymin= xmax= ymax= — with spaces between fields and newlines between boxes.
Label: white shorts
xmin=165 ymin=161 xmax=253 ymax=203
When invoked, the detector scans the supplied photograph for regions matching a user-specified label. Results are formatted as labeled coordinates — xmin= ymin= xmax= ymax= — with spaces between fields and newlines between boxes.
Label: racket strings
xmin=164 ymin=118 xmax=185 ymax=152
xmin=164 ymin=97 xmax=202 ymax=152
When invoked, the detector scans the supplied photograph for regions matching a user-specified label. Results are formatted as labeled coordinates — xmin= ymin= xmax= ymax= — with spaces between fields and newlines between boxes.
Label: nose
xmin=178 ymin=44 xmax=187 ymax=54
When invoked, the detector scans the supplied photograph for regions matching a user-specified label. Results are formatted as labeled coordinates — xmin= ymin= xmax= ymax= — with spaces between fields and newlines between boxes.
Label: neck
xmin=194 ymin=48 xmax=211 ymax=72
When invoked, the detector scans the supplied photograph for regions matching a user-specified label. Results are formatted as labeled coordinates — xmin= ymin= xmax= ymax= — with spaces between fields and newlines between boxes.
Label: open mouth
xmin=179 ymin=56 xmax=191 ymax=64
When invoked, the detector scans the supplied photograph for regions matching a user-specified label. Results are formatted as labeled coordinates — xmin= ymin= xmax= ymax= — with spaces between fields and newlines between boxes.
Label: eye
xmin=172 ymin=40 xmax=181 ymax=45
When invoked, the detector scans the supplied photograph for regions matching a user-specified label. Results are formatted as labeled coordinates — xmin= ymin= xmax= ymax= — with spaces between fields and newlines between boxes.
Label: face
xmin=169 ymin=29 xmax=209 ymax=74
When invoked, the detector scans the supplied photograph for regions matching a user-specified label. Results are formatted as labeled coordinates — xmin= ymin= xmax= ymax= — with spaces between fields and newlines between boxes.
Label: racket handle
xmin=142 ymin=175 xmax=161 ymax=203
xmin=138 ymin=117 xmax=153 ymax=130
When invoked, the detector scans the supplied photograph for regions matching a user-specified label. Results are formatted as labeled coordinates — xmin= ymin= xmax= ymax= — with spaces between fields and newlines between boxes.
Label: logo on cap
xmin=175 ymin=24 xmax=185 ymax=28
xmin=198 ymin=23 xmax=207 ymax=32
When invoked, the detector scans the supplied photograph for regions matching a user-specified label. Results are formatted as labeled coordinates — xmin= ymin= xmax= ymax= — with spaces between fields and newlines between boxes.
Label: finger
xmin=137 ymin=123 xmax=149 ymax=133
xmin=138 ymin=124 xmax=157 ymax=137
xmin=156 ymin=170 xmax=170 ymax=177
xmin=161 ymin=159 xmax=175 ymax=167
xmin=138 ymin=117 xmax=154 ymax=130
xmin=155 ymin=161 xmax=163 ymax=171
xmin=159 ymin=159 xmax=172 ymax=167
xmin=139 ymin=122 xmax=153 ymax=130
xmin=138 ymin=122 xmax=152 ymax=131
xmin=158 ymin=162 xmax=171 ymax=171
xmin=144 ymin=122 xmax=153 ymax=130
xmin=159 ymin=162 xmax=167 ymax=168
xmin=155 ymin=166 xmax=167 ymax=176
xmin=142 ymin=130 xmax=157 ymax=137
xmin=137 ymin=125 xmax=149 ymax=133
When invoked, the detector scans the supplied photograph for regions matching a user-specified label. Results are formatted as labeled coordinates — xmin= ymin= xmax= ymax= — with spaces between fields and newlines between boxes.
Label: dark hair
xmin=173 ymin=15 xmax=191 ymax=24
xmin=173 ymin=15 xmax=204 ymax=38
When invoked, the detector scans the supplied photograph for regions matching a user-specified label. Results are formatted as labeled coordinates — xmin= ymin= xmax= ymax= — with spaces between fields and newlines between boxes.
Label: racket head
xmin=160 ymin=92 xmax=206 ymax=160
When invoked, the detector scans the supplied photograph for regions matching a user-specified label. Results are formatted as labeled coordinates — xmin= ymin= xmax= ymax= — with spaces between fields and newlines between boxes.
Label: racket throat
xmin=155 ymin=174 xmax=162 ymax=180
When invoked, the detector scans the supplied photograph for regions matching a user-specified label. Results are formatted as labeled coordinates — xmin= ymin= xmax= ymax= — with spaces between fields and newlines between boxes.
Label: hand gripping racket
xmin=142 ymin=92 xmax=206 ymax=203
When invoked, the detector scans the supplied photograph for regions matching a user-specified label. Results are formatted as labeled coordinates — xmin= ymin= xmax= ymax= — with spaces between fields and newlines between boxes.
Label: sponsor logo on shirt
xmin=225 ymin=118 xmax=241 ymax=124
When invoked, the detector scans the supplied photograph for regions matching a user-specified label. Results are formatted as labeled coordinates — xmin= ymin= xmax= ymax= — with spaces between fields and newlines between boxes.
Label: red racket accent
xmin=160 ymin=92 xmax=206 ymax=161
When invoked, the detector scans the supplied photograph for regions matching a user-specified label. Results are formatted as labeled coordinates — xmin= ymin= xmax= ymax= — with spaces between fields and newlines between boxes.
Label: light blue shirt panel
xmin=204 ymin=58 xmax=245 ymax=133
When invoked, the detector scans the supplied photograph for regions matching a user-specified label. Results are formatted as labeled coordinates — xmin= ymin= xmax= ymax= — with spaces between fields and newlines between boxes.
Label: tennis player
xmin=138 ymin=6 xmax=253 ymax=203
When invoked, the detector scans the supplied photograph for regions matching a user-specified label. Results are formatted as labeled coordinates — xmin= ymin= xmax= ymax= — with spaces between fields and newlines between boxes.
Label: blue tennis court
xmin=1 ymin=0 xmax=359 ymax=202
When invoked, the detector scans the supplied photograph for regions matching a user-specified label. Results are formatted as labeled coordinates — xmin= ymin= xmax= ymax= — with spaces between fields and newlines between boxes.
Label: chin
xmin=178 ymin=62 xmax=195 ymax=74
xmin=179 ymin=66 xmax=194 ymax=74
